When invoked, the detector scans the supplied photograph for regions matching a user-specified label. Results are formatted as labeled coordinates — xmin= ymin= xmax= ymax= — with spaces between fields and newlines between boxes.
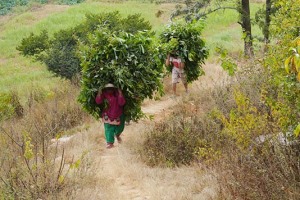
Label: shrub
xmin=56 ymin=0 xmax=84 ymax=5
xmin=44 ymin=29 xmax=81 ymax=80
xmin=17 ymin=30 xmax=49 ymax=57
xmin=17 ymin=12 xmax=152 ymax=81
xmin=140 ymin=98 xmax=221 ymax=167
xmin=0 ymin=85 xmax=90 ymax=199
xmin=0 ymin=0 xmax=17 ymax=15
xmin=0 ymin=91 xmax=23 ymax=121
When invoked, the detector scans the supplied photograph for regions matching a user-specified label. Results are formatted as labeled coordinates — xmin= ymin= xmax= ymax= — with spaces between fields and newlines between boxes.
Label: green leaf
xmin=294 ymin=124 xmax=300 ymax=137
xmin=294 ymin=54 xmax=300 ymax=72
xmin=284 ymin=56 xmax=292 ymax=73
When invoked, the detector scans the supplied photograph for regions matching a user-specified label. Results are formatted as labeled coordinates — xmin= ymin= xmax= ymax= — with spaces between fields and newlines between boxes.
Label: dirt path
xmin=60 ymin=63 xmax=226 ymax=200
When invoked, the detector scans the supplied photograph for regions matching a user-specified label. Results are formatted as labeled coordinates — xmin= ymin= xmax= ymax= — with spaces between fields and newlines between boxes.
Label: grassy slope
xmin=0 ymin=1 xmax=174 ymax=96
xmin=0 ymin=1 xmax=263 ymax=96
xmin=204 ymin=3 xmax=263 ymax=58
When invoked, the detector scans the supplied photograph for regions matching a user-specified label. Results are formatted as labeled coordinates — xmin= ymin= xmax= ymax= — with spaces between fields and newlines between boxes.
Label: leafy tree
xmin=238 ymin=0 xmax=253 ymax=56
xmin=170 ymin=0 xmax=255 ymax=57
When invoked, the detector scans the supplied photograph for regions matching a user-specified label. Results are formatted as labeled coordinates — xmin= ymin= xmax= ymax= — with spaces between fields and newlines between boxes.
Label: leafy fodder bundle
xmin=78 ymin=28 xmax=164 ymax=121
xmin=159 ymin=20 xmax=209 ymax=83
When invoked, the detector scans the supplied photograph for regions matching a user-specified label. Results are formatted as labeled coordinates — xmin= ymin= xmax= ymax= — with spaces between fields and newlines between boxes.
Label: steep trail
xmin=59 ymin=63 xmax=227 ymax=199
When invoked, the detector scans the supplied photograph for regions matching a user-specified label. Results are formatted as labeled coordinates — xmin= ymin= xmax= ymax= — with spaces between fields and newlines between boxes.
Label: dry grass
xmin=0 ymin=83 xmax=92 ymax=199
xmin=73 ymin=114 xmax=219 ymax=200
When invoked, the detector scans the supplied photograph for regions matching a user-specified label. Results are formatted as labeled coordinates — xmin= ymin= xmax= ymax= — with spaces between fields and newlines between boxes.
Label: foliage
xmin=141 ymin=100 xmax=220 ymax=167
xmin=215 ymin=46 xmax=237 ymax=76
xmin=78 ymin=26 xmax=164 ymax=121
xmin=0 ymin=0 xmax=49 ymax=16
xmin=0 ymin=93 xmax=14 ymax=121
xmin=17 ymin=30 xmax=49 ymax=57
xmin=17 ymin=12 xmax=152 ymax=81
xmin=0 ymin=85 xmax=89 ymax=199
xmin=0 ymin=0 xmax=20 ymax=15
xmin=262 ymin=0 xmax=300 ymax=134
xmin=213 ymin=90 xmax=269 ymax=150
xmin=56 ymin=0 xmax=84 ymax=5
xmin=45 ymin=29 xmax=81 ymax=80
xmin=0 ymin=0 xmax=86 ymax=16
xmin=284 ymin=37 xmax=300 ymax=81
xmin=0 ymin=91 xmax=23 ymax=121
xmin=159 ymin=20 xmax=209 ymax=83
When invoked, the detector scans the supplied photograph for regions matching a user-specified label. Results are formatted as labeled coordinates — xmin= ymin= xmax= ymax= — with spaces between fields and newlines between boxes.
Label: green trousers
xmin=103 ymin=114 xmax=125 ymax=144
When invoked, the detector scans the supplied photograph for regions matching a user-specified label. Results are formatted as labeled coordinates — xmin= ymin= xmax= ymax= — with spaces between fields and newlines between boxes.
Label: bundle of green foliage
xmin=159 ymin=20 xmax=209 ymax=83
xmin=78 ymin=26 xmax=163 ymax=121
xmin=17 ymin=12 xmax=152 ymax=80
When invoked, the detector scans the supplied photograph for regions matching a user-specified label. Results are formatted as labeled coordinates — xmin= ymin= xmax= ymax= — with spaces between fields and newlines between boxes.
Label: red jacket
xmin=95 ymin=90 xmax=126 ymax=120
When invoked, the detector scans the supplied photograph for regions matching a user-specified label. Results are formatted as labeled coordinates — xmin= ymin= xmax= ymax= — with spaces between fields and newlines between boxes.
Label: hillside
xmin=1 ymin=1 xmax=299 ymax=200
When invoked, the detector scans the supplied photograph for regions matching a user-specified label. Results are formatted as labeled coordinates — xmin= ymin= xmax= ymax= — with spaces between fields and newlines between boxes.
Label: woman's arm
xmin=117 ymin=89 xmax=126 ymax=106
xmin=180 ymin=60 xmax=185 ymax=69
xmin=95 ymin=90 xmax=104 ymax=104
xmin=165 ymin=54 xmax=171 ymax=66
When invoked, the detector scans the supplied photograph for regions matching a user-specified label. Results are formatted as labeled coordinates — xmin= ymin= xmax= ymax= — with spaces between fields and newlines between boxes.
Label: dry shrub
xmin=217 ymin=141 xmax=300 ymax=200
xmin=140 ymin=97 xmax=222 ymax=167
xmin=210 ymin=63 xmax=299 ymax=199
xmin=0 ymin=84 xmax=91 ymax=199
xmin=141 ymin=61 xmax=300 ymax=199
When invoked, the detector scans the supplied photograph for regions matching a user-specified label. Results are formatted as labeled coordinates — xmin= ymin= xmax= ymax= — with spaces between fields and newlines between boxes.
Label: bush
xmin=0 ymin=0 xmax=49 ymax=16
xmin=17 ymin=12 xmax=152 ymax=81
xmin=17 ymin=30 xmax=49 ymax=57
xmin=0 ymin=85 xmax=90 ymax=199
xmin=44 ymin=29 xmax=81 ymax=80
xmin=0 ymin=0 xmax=17 ymax=15
xmin=140 ymin=97 xmax=222 ymax=167
xmin=56 ymin=0 xmax=84 ymax=5
xmin=159 ymin=20 xmax=209 ymax=83
xmin=0 ymin=91 xmax=23 ymax=121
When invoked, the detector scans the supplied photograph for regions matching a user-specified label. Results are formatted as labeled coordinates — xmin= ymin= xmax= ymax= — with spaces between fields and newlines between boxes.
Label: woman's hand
xmin=118 ymin=89 xmax=123 ymax=96
xmin=97 ymin=90 xmax=102 ymax=96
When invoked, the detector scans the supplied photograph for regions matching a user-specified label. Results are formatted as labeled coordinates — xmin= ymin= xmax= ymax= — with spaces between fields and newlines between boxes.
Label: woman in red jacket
xmin=95 ymin=83 xmax=126 ymax=149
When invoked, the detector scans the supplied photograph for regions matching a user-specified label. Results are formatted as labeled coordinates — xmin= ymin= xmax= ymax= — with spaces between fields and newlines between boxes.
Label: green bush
xmin=0 ymin=0 xmax=17 ymax=15
xmin=0 ymin=91 xmax=23 ymax=121
xmin=56 ymin=0 xmax=84 ymax=5
xmin=159 ymin=20 xmax=209 ymax=83
xmin=17 ymin=12 xmax=152 ymax=81
xmin=0 ymin=93 xmax=14 ymax=121
xmin=0 ymin=0 xmax=49 ymax=16
xmin=45 ymin=29 xmax=81 ymax=80
xmin=17 ymin=30 xmax=49 ymax=57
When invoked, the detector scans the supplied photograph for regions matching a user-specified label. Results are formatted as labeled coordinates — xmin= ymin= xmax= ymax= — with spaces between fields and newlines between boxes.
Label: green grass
xmin=0 ymin=1 xmax=173 ymax=97
xmin=203 ymin=3 xmax=264 ymax=57
xmin=0 ymin=0 xmax=264 ymax=97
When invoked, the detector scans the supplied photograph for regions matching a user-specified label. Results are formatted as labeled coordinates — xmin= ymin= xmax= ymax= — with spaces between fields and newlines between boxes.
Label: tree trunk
xmin=264 ymin=0 xmax=272 ymax=43
xmin=241 ymin=0 xmax=254 ymax=57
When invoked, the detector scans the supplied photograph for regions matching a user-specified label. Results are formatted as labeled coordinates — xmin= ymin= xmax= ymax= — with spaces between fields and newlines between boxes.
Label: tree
xmin=239 ymin=0 xmax=253 ymax=57
xmin=170 ymin=0 xmax=255 ymax=57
